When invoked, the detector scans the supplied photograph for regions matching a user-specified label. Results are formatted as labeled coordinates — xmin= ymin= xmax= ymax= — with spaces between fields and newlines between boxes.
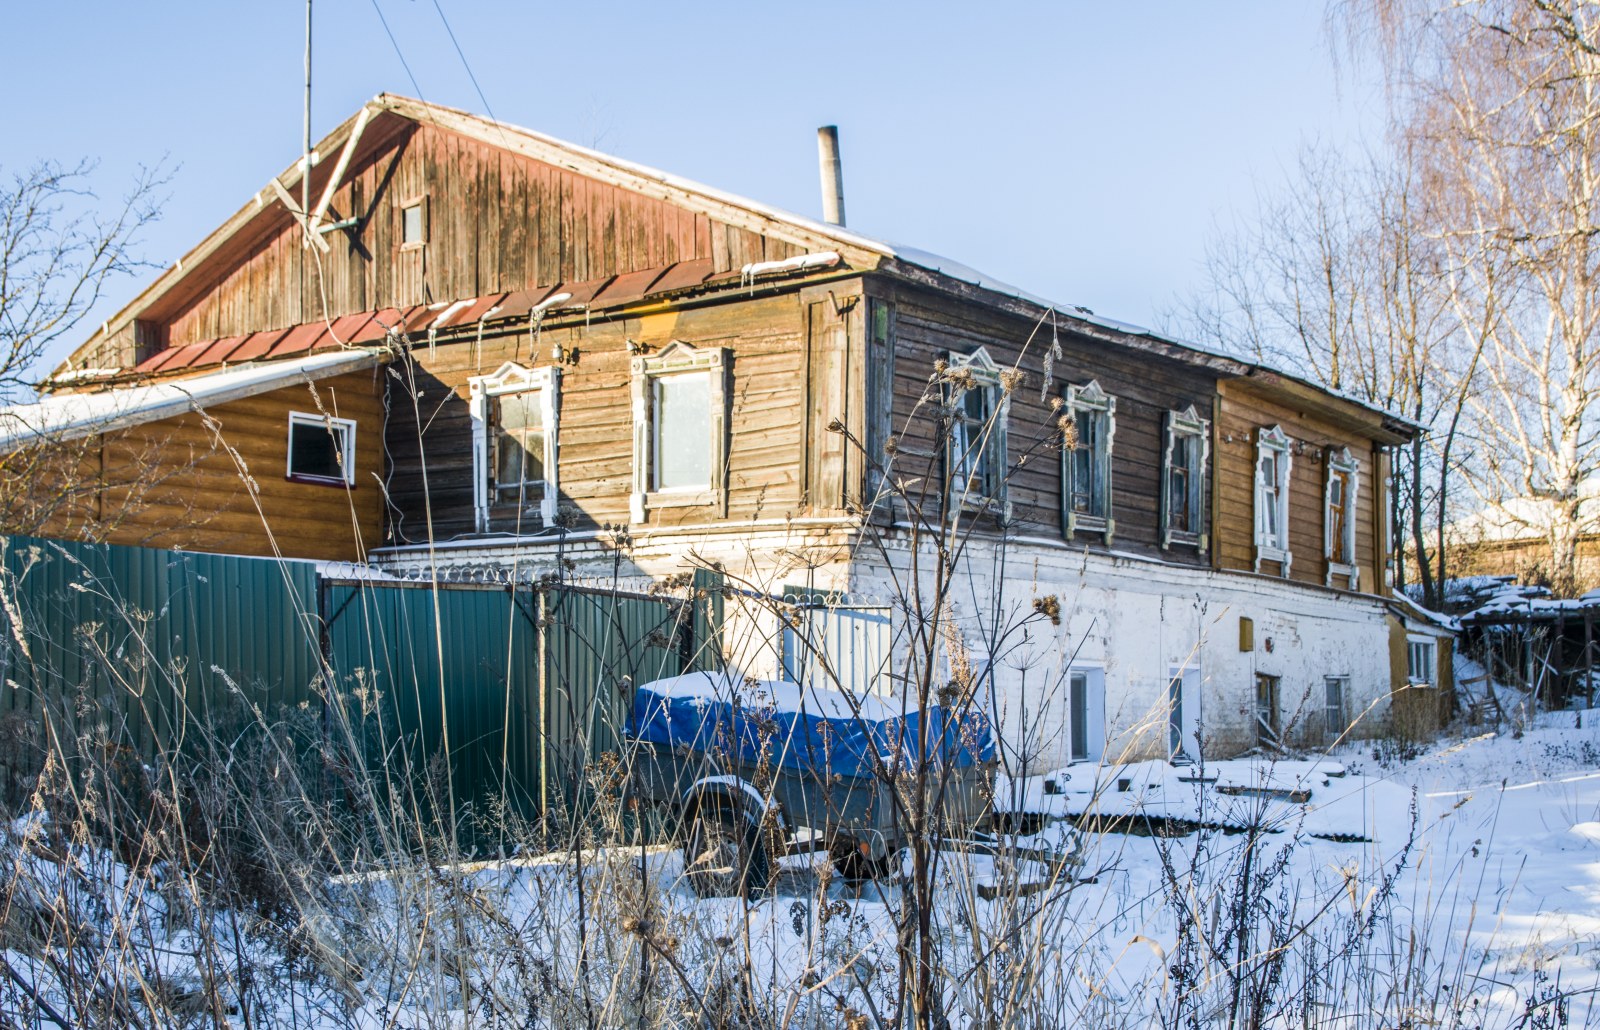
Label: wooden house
xmin=25 ymin=94 xmax=1421 ymax=762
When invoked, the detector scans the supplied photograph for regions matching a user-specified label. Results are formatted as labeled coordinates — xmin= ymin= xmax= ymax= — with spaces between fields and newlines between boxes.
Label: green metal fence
xmin=0 ymin=535 xmax=323 ymax=756
xmin=0 ymin=534 xmax=725 ymax=839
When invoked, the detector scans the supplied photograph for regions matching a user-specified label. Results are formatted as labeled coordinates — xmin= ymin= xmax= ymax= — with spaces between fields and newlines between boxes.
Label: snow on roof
xmin=0 ymin=349 xmax=383 ymax=452
xmin=1446 ymin=484 xmax=1600 ymax=545
xmin=1389 ymin=591 xmax=1461 ymax=633
xmin=883 ymin=244 xmax=1420 ymax=433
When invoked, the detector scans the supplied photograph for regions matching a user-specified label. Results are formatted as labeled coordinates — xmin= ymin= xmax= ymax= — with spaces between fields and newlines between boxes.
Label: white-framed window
xmin=286 ymin=411 xmax=356 ymax=486
xmin=469 ymin=362 xmax=561 ymax=531
xmin=1062 ymin=380 xmax=1116 ymax=543
xmin=1066 ymin=666 xmax=1106 ymax=763
xmin=944 ymin=347 xmax=1008 ymax=514
xmin=1323 ymin=675 xmax=1348 ymax=742
xmin=401 ymin=195 xmax=427 ymax=248
xmin=1161 ymin=404 xmax=1209 ymax=550
xmin=1407 ymin=636 xmax=1437 ymax=686
xmin=630 ymin=341 xmax=729 ymax=522
xmin=1254 ymin=425 xmax=1293 ymax=574
xmin=1324 ymin=446 xmax=1360 ymax=589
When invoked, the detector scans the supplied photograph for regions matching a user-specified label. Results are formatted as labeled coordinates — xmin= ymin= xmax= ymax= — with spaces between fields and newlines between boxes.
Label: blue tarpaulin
xmin=627 ymin=672 xmax=993 ymax=779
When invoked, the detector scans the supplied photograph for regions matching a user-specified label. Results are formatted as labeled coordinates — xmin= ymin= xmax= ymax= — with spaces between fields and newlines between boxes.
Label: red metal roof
xmin=130 ymin=256 xmax=836 ymax=375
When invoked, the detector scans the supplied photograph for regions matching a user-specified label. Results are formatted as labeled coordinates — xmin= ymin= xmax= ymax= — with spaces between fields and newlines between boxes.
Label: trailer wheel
xmin=829 ymin=839 xmax=893 ymax=883
xmin=684 ymin=807 xmax=770 ymax=899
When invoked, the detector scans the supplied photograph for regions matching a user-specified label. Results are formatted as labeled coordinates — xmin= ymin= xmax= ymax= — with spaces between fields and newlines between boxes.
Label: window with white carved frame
xmin=1062 ymin=380 xmax=1116 ymax=543
xmin=631 ymin=341 xmax=729 ymax=522
xmin=469 ymin=363 xmax=561 ymax=532
xmin=1325 ymin=446 xmax=1360 ymax=589
xmin=1161 ymin=405 xmax=1209 ymax=550
xmin=944 ymin=347 xmax=1008 ymax=514
xmin=1254 ymin=425 xmax=1293 ymax=574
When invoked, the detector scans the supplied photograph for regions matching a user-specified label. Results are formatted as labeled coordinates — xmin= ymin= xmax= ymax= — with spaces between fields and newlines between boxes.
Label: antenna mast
xmin=302 ymin=0 xmax=313 ymax=233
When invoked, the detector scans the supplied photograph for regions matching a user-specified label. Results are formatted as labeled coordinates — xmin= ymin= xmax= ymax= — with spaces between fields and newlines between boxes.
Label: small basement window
xmin=401 ymin=197 xmax=427 ymax=248
xmin=286 ymin=411 xmax=356 ymax=485
xmin=1323 ymin=675 xmax=1348 ymax=742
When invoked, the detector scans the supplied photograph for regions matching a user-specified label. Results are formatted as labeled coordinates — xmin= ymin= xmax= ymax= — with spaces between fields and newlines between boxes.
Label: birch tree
xmin=1344 ymin=0 xmax=1600 ymax=595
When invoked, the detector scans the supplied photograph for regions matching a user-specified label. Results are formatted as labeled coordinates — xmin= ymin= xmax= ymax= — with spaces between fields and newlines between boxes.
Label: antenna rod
xmin=303 ymin=0 xmax=313 ymax=231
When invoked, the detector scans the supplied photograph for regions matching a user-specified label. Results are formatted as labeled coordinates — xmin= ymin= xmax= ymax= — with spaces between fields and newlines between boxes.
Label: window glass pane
xmin=498 ymin=392 xmax=541 ymax=433
xmin=495 ymin=393 xmax=545 ymax=495
xmin=1072 ymin=409 xmax=1103 ymax=515
xmin=654 ymin=373 xmax=711 ymax=490
xmin=1070 ymin=672 xmax=1089 ymax=761
xmin=290 ymin=419 xmax=345 ymax=481
xmin=402 ymin=203 xmax=424 ymax=243
xmin=962 ymin=387 xmax=989 ymax=424
xmin=1169 ymin=461 xmax=1190 ymax=529
xmin=954 ymin=385 xmax=995 ymax=495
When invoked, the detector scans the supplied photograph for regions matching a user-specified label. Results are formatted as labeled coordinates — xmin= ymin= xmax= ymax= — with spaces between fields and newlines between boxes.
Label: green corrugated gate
xmin=0 ymin=534 xmax=725 ymax=840
xmin=322 ymin=579 xmax=542 ymax=832
xmin=537 ymin=579 xmax=721 ymax=823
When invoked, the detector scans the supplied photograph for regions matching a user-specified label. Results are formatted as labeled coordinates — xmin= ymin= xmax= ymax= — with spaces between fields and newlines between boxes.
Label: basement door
xmin=1254 ymin=673 xmax=1281 ymax=749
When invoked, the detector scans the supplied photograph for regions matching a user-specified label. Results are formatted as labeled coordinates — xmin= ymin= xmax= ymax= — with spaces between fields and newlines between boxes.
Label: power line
xmin=429 ymin=0 xmax=507 ymax=143
xmin=369 ymin=0 xmax=426 ymax=102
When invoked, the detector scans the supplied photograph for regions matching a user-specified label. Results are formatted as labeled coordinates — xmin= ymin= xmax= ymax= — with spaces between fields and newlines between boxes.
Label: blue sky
xmin=3 ymin=3 xmax=1379 ymax=368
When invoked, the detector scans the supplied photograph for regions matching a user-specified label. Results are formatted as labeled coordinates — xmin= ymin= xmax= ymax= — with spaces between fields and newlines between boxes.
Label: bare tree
xmin=0 ymin=159 xmax=166 ymax=398
xmin=0 ymin=159 xmax=171 ymax=542
xmin=1332 ymin=0 xmax=1600 ymax=596
xmin=1174 ymin=148 xmax=1476 ymax=608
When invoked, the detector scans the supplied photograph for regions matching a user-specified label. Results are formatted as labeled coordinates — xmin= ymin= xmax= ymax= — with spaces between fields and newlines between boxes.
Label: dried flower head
xmin=1058 ymin=414 xmax=1079 ymax=451
xmin=1033 ymin=594 xmax=1062 ymax=626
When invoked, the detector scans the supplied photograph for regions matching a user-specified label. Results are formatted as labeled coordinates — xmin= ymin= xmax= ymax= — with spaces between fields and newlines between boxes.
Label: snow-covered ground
xmin=5 ymin=716 xmax=1599 ymax=1027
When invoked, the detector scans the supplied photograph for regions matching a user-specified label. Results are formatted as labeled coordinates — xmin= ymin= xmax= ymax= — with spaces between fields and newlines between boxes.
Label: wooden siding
xmin=155 ymin=122 xmax=803 ymax=350
xmin=1213 ymin=380 xmax=1384 ymax=590
xmin=384 ymin=293 xmax=811 ymax=541
xmin=879 ymin=280 xmax=1221 ymax=564
xmin=29 ymin=372 xmax=386 ymax=562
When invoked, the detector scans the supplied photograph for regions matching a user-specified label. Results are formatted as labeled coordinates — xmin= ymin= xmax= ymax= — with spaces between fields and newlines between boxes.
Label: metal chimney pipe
xmin=817 ymin=125 xmax=846 ymax=227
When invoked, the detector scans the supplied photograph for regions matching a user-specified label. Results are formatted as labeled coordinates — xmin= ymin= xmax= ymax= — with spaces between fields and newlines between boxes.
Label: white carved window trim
xmin=1406 ymin=635 xmax=1437 ymax=687
xmin=469 ymin=362 xmax=561 ymax=532
xmin=630 ymin=341 xmax=729 ymax=523
xmin=1254 ymin=425 xmax=1293 ymax=575
xmin=1160 ymin=404 xmax=1209 ymax=551
xmin=286 ymin=410 xmax=357 ymax=486
xmin=1062 ymin=379 xmax=1116 ymax=544
xmin=944 ymin=346 xmax=1009 ymax=516
xmin=1324 ymin=446 xmax=1361 ymax=589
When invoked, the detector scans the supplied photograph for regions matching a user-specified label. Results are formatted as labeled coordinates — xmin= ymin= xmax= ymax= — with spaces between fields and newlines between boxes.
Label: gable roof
xmin=59 ymin=95 xmax=888 ymax=374
xmin=53 ymin=95 xmax=1418 ymax=442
